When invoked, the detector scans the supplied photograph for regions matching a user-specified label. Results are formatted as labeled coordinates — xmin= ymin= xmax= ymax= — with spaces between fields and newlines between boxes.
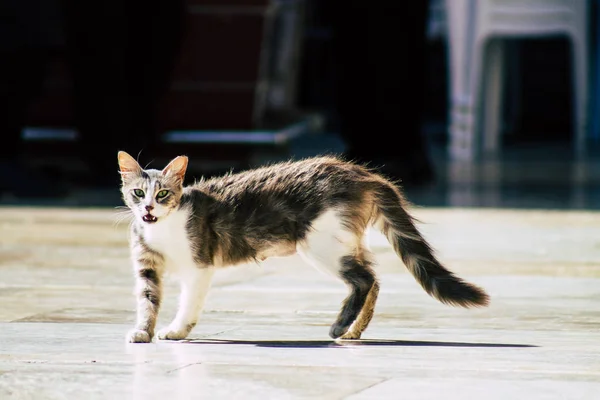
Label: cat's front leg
xmin=157 ymin=266 xmax=215 ymax=341
xmin=126 ymin=248 xmax=165 ymax=343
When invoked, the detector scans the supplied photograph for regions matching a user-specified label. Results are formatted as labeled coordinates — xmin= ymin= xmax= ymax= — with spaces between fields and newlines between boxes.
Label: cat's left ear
xmin=162 ymin=155 xmax=188 ymax=182
xmin=118 ymin=151 xmax=142 ymax=175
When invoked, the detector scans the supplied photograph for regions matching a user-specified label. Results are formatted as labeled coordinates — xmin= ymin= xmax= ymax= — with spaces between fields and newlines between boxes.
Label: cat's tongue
xmin=142 ymin=214 xmax=158 ymax=223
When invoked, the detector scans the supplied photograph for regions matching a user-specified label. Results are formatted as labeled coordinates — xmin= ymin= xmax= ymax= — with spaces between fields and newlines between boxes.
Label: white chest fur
xmin=142 ymin=207 xmax=197 ymax=273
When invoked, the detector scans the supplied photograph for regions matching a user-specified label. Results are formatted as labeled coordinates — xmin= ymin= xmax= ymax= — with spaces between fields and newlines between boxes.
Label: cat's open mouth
xmin=142 ymin=214 xmax=158 ymax=223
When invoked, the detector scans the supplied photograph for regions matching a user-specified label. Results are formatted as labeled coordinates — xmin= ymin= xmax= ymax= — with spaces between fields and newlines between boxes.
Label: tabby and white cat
xmin=118 ymin=151 xmax=489 ymax=343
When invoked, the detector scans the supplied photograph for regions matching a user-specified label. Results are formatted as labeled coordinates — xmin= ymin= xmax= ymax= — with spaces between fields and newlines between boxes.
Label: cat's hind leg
xmin=329 ymin=255 xmax=377 ymax=339
xmin=339 ymin=279 xmax=380 ymax=340
xmin=297 ymin=209 xmax=378 ymax=339
xmin=157 ymin=266 xmax=215 ymax=340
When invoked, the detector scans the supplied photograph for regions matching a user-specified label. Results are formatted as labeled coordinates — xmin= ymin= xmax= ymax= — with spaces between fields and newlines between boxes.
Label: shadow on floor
xmin=182 ymin=338 xmax=538 ymax=349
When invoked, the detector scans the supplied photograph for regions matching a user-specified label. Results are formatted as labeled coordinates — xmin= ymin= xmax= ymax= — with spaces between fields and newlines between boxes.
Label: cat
xmin=118 ymin=151 xmax=489 ymax=343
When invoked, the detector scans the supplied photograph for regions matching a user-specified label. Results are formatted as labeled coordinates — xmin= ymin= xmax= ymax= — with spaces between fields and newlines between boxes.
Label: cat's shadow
xmin=182 ymin=338 xmax=537 ymax=348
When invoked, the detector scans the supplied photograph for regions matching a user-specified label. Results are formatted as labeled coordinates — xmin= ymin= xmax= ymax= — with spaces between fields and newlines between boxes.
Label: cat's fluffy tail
xmin=372 ymin=180 xmax=489 ymax=308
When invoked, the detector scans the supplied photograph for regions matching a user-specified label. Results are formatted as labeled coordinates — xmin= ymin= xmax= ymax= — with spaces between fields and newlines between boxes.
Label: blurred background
xmin=1 ymin=0 xmax=600 ymax=209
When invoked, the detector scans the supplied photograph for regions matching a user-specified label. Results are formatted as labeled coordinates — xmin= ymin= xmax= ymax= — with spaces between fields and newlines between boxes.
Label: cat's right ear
xmin=162 ymin=155 xmax=188 ymax=182
xmin=117 ymin=151 xmax=142 ymax=179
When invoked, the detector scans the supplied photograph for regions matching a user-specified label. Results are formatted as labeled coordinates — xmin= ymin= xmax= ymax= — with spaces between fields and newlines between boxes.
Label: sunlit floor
xmin=0 ymin=206 xmax=598 ymax=399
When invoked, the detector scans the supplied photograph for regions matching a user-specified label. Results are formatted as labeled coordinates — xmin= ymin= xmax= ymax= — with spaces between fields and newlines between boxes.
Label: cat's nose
xmin=145 ymin=205 xmax=154 ymax=212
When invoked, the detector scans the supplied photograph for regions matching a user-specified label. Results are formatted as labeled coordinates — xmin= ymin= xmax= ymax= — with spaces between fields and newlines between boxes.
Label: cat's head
xmin=117 ymin=151 xmax=188 ymax=225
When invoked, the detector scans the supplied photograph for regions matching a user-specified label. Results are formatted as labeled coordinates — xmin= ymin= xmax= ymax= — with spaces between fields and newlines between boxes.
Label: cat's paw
xmin=339 ymin=330 xmax=362 ymax=340
xmin=126 ymin=329 xmax=152 ymax=343
xmin=156 ymin=326 xmax=190 ymax=341
xmin=329 ymin=323 xmax=351 ymax=339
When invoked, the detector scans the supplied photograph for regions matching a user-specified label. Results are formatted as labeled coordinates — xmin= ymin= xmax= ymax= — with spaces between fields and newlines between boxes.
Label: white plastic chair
xmin=444 ymin=0 xmax=590 ymax=160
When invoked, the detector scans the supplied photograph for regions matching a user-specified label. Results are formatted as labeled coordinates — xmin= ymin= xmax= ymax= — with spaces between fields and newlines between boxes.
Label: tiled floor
xmin=0 ymin=207 xmax=598 ymax=399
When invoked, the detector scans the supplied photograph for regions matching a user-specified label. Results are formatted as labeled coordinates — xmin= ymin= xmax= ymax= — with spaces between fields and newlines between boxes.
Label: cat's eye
xmin=156 ymin=190 xmax=169 ymax=199
xmin=133 ymin=189 xmax=145 ymax=197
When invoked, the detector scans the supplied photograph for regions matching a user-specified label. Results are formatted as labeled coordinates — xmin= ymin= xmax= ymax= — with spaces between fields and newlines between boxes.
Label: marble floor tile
xmin=0 ymin=206 xmax=599 ymax=399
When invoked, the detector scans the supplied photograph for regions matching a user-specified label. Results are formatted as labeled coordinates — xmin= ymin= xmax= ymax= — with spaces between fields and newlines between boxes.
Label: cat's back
xmin=177 ymin=156 xmax=378 ymax=264
xmin=195 ymin=156 xmax=367 ymax=200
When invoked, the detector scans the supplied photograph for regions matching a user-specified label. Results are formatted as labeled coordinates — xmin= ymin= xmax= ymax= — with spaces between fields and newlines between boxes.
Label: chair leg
xmin=446 ymin=0 xmax=480 ymax=161
xmin=448 ymin=42 xmax=485 ymax=161
xmin=482 ymin=38 xmax=506 ymax=155
xmin=571 ymin=36 xmax=589 ymax=159
xmin=449 ymin=95 xmax=476 ymax=160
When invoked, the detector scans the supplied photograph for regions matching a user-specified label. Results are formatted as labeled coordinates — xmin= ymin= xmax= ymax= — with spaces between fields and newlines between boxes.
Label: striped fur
xmin=118 ymin=152 xmax=489 ymax=342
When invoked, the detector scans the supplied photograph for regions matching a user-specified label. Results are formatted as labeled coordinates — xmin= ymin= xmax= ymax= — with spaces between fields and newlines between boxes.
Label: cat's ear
xmin=117 ymin=151 xmax=142 ymax=176
xmin=162 ymin=155 xmax=188 ymax=182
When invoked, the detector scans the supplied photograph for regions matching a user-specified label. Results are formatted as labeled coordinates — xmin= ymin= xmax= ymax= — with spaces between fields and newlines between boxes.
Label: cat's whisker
xmin=113 ymin=217 xmax=131 ymax=228
xmin=113 ymin=209 xmax=133 ymax=227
